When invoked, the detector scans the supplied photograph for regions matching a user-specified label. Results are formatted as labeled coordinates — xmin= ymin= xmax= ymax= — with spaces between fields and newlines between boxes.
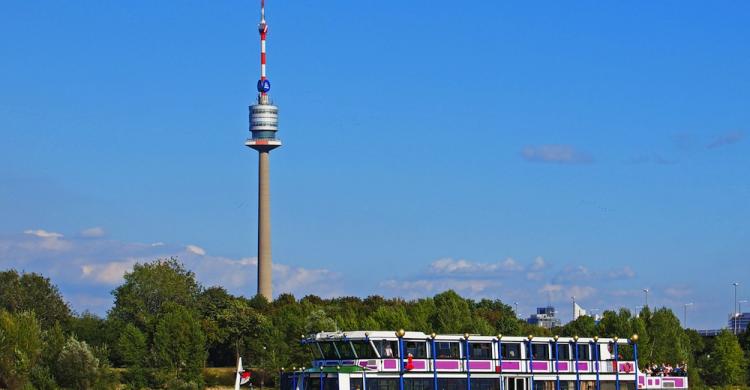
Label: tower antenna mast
xmin=246 ymin=0 xmax=281 ymax=301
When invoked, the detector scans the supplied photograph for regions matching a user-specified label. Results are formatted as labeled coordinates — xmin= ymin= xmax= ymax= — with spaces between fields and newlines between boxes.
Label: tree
xmin=704 ymin=330 xmax=747 ymax=386
xmin=643 ymin=308 xmax=689 ymax=365
xmin=0 ymin=270 xmax=71 ymax=329
xmin=198 ymin=287 xmax=237 ymax=367
xmin=598 ymin=309 xmax=632 ymax=338
xmin=109 ymin=258 xmax=201 ymax=331
xmin=151 ymin=305 xmax=207 ymax=386
xmin=561 ymin=315 xmax=597 ymax=337
xmin=117 ymin=324 xmax=148 ymax=389
xmin=431 ymin=290 xmax=473 ymax=333
xmin=0 ymin=310 xmax=43 ymax=389
xmin=305 ymin=309 xmax=336 ymax=334
xmin=367 ymin=305 xmax=410 ymax=331
xmin=55 ymin=337 xmax=102 ymax=390
xmin=69 ymin=311 xmax=108 ymax=347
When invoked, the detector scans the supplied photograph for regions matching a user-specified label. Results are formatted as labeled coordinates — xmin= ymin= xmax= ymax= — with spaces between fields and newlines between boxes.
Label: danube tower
xmin=245 ymin=0 xmax=280 ymax=300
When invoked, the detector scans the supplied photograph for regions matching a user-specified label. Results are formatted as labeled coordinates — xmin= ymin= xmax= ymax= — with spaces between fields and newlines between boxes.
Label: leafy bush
xmin=0 ymin=310 xmax=43 ymax=389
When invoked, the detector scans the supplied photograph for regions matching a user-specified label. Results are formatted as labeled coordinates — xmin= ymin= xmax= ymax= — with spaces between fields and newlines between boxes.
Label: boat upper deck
xmin=300 ymin=331 xmax=637 ymax=376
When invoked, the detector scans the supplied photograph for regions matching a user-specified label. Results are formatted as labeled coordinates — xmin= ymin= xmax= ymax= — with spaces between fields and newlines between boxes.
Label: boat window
xmin=533 ymin=381 xmax=556 ymax=390
xmin=559 ymin=381 xmax=577 ymax=390
xmin=501 ymin=342 xmax=522 ymax=359
xmin=373 ymin=340 xmax=399 ymax=358
xmin=334 ymin=341 xmax=356 ymax=359
xmin=438 ymin=378 xmax=467 ymax=390
xmin=468 ymin=342 xmax=492 ymax=359
xmin=351 ymin=340 xmax=378 ymax=359
xmin=552 ymin=343 xmax=571 ymax=360
xmin=471 ymin=379 xmax=500 ymax=390
xmin=307 ymin=343 xmax=324 ymax=359
xmin=318 ymin=342 xmax=340 ymax=359
xmin=435 ymin=341 xmax=461 ymax=359
xmin=366 ymin=378 xmax=399 ymax=390
xmin=308 ymin=377 xmax=339 ymax=390
xmin=576 ymin=344 xmax=591 ymax=360
xmin=531 ymin=343 xmax=549 ymax=360
xmin=405 ymin=378 xmax=432 ymax=390
xmin=405 ymin=341 xmax=428 ymax=358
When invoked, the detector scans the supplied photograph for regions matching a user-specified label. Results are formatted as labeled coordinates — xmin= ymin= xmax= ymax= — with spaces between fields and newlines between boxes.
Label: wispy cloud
xmin=521 ymin=145 xmax=592 ymax=164
xmin=380 ymin=278 xmax=504 ymax=298
xmin=80 ymin=227 xmax=106 ymax=238
xmin=707 ymin=131 xmax=744 ymax=149
xmin=429 ymin=257 xmax=523 ymax=274
xmin=186 ymin=244 xmax=206 ymax=256
xmin=0 ymin=229 xmax=342 ymax=313
xmin=540 ymin=283 xmax=596 ymax=302
xmin=24 ymin=229 xmax=63 ymax=239
xmin=627 ymin=154 xmax=677 ymax=165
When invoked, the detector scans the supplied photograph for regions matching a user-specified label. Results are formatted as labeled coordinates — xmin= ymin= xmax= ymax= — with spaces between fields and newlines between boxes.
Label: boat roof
xmin=306 ymin=331 xmax=629 ymax=344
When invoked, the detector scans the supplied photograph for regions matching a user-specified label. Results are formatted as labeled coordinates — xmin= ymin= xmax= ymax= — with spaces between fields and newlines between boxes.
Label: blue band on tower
xmin=257 ymin=79 xmax=271 ymax=93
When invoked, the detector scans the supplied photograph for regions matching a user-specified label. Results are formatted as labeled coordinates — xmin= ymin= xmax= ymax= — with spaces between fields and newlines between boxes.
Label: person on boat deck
xmin=384 ymin=343 xmax=394 ymax=357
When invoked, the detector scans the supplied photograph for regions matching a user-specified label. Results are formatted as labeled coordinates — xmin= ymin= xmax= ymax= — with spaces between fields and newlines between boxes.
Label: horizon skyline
xmin=2 ymin=0 xmax=749 ymax=330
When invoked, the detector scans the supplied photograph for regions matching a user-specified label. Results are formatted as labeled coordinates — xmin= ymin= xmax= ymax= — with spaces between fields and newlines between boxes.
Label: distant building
xmin=728 ymin=312 xmax=750 ymax=334
xmin=573 ymin=302 xmax=587 ymax=320
xmin=527 ymin=306 xmax=562 ymax=329
xmin=696 ymin=329 xmax=723 ymax=337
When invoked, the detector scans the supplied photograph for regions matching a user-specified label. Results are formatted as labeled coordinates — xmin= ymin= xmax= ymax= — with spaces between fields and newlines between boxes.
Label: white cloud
xmin=540 ymin=283 xmax=596 ymax=302
xmin=80 ymin=260 xmax=137 ymax=285
xmin=24 ymin=229 xmax=63 ymax=238
xmin=429 ymin=257 xmax=523 ymax=274
xmin=664 ymin=286 xmax=691 ymax=298
xmin=607 ymin=266 xmax=636 ymax=279
xmin=81 ymin=227 xmax=105 ymax=238
xmin=380 ymin=278 xmax=503 ymax=298
xmin=531 ymin=256 xmax=546 ymax=271
xmin=186 ymin=244 xmax=206 ymax=256
xmin=22 ymin=228 xmax=71 ymax=251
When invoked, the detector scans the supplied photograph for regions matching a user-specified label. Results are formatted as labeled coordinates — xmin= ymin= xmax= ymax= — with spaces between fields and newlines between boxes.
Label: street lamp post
xmin=261 ymin=345 xmax=267 ymax=390
xmin=514 ymin=302 xmax=519 ymax=318
xmin=732 ymin=283 xmax=739 ymax=334
xmin=642 ymin=289 xmax=649 ymax=308
xmin=683 ymin=303 xmax=693 ymax=328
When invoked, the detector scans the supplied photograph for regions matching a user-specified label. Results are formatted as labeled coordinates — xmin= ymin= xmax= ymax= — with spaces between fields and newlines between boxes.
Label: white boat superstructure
xmin=279 ymin=331 xmax=686 ymax=390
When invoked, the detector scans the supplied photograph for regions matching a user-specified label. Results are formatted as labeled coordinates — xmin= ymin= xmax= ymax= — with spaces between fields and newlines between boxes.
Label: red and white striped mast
xmin=258 ymin=0 xmax=269 ymax=102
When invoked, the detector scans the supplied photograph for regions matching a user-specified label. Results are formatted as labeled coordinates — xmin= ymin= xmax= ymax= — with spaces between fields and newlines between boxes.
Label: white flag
xmin=234 ymin=357 xmax=244 ymax=390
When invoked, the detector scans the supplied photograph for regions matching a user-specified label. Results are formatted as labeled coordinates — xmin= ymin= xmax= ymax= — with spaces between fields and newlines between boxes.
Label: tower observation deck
xmin=245 ymin=0 xmax=279 ymax=301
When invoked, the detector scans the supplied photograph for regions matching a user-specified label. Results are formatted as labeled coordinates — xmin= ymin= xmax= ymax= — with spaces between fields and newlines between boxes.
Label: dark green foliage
xmin=109 ymin=258 xmax=200 ymax=331
xmin=0 ymin=270 xmax=71 ymax=329
xmin=560 ymin=314 xmax=597 ymax=337
xmin=2 ymin=261 xmax=749 ymax=388
xmin=55 ymin=337 xmax=101 ymax=389
xmin=0 ymin=310 xmax=43 ymax=389
xmin=69 ymin=311 xmax=108 ymax=348
xmin=152 ymin=305 xmax=207 ymax=387
xmin=703 ymin=330 xmax=747 ymax=386
xmin=431 ymin=290 xmax=474 ymax=333
xmin=117 ymin=324 xmax=148 ymax=389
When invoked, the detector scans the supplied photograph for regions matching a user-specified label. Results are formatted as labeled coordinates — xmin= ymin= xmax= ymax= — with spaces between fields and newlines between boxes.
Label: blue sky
xmin=1 ymin=0 xmax=748 ymax=329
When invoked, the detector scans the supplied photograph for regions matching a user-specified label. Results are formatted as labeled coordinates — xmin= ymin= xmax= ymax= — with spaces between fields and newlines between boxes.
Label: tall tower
xmin=245 ymin=0 xmax=280 ymax=300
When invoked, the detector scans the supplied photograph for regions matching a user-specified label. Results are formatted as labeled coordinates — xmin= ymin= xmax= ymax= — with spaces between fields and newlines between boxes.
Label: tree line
xmin=1 ymin=258 xmax=748 ymax=389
